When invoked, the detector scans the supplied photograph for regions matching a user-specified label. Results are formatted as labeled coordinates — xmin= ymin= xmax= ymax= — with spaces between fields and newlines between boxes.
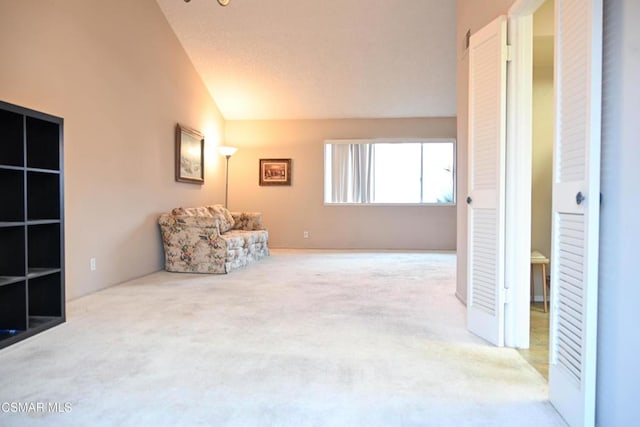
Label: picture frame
xmin=175 ymin=124 xmax=205 ymax=184
xmin=259 ymin=158 xmax=292 ymax=186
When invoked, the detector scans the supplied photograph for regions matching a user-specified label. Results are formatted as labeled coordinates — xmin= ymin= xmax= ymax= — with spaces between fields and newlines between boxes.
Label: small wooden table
xmin=531 ymin=250 xmax=550 ymax=313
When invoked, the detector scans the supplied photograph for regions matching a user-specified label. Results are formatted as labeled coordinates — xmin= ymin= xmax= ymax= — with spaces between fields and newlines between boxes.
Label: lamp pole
xmin=217 ymin=146 xmax=238 ymax=208
xmin=224 ymin=154 xmax=231 ymax=208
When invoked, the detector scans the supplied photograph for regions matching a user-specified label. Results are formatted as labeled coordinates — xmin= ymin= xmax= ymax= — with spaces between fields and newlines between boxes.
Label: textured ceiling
xmin=156 ymin=0 xmax=456 ymax=120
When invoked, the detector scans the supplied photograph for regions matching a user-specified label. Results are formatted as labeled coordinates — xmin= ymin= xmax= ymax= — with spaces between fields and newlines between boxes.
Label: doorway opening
xmin=516 ymin=0 xmax=554 ymax=380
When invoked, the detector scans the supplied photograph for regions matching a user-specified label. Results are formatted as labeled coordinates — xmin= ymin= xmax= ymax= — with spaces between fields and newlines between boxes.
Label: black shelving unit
xmin=0 ymin=100 xmax=64 ymax=349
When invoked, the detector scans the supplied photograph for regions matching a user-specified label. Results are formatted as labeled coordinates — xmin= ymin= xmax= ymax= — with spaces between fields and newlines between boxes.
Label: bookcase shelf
xmin=0 ymin=226 xmax=26 ymax=277
xmin=0 ymin=109 xmax=24 ymax=167
xmin=27 ymin=172 xmax=61 ymax=220
xmin=0 ymin=276 xmax=25 ymax=287
xmin=27 ymin=116 xmax=60 ymax=171
xmin=0 ymin=281 xmax=27 ymax=336
xmin=0 ymin=169 xmax=25 ymax=222
xmin=0 ymin=100 xmax=64 ymax=350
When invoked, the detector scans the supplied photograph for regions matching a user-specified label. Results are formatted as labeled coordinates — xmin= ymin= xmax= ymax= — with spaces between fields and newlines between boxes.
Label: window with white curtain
xmin=324 ymin=139 xmax=456 ymax=205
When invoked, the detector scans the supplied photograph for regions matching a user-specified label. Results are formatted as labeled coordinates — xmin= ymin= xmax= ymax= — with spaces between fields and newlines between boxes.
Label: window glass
xmin=324 ymin=139 xmax=456 ymax=205
xmin=374 ymin=143 xmax=422 ymax=203
xmin=422 ymin=143 xmax=454 ymax=203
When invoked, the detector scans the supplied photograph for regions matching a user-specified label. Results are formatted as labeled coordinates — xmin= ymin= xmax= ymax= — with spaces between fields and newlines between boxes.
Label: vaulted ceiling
xmin=156 ymin=0 xmax=456 ymax=120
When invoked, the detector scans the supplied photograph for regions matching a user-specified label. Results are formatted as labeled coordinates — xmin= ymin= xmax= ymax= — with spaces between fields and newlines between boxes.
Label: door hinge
xmin=504 ymin=44 xmax=513 ymax=62
xmin=503 ymin=287 xmax=513 ymax=305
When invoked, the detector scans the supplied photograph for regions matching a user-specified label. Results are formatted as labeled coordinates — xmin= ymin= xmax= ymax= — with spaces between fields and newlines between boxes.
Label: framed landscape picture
xmin=175 ymin=124 xmax=204 ymax=184
xmin=259 ymin=158 xmax=291 ymax=186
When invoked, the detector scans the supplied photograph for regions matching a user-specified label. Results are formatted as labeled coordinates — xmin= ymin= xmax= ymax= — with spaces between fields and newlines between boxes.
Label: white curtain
xmin=331 ymin=143 xmax=375 ymax=203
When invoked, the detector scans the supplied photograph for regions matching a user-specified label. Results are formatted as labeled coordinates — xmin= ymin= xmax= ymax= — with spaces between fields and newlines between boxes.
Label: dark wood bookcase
xmin=0 ymin=100 xmax=65 ymax=350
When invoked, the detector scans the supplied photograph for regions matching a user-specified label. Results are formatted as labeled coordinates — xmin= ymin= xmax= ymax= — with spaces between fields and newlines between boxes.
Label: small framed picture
xmin=175 ymin=124 xmax=204 ymax=184
xmin=259 ymin=158 xmax=291 ymax=186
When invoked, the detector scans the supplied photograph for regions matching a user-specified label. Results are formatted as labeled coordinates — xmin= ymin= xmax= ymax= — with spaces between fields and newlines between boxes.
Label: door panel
xmin=549 ymin=0 xmax=602 ymax=425
xmin=466 ymin=16 xmax=508 ymax=346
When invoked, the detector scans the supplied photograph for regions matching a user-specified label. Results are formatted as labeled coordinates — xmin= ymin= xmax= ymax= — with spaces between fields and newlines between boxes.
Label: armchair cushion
xmin=231 ymin=212 xmax=265 ymax=231
xmin=172 ymin=206 xmax=213 ymax=218
xmin=207 ymin=204 xmax=235 ymax=233
xmin=170 ymin=204 xmax=235 ymax=233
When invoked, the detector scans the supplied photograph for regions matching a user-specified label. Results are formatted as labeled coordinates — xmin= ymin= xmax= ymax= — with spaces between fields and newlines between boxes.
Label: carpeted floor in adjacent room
xmin=0 ymin=250 xmax=564 ymax=426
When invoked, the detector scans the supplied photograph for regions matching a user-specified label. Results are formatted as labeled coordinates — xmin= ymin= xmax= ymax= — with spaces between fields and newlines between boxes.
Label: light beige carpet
xmin=0 ymin=250 xmax=564 ymax=426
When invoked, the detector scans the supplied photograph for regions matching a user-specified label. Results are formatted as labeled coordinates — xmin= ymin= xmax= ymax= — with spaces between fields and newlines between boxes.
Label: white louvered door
xmin=548 ymin=0 xmax=602 ymax=426
xmin=466 ymin=16 xmax=507 ymax=346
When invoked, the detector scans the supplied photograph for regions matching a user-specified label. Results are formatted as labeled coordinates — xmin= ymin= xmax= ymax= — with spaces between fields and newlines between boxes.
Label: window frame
xmin=323 ymin=138 xmax=457 ymax=206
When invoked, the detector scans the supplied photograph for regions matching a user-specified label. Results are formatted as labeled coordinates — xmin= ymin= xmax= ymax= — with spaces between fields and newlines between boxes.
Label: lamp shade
xmin=217 ymin=146 xmax=238 ymax=157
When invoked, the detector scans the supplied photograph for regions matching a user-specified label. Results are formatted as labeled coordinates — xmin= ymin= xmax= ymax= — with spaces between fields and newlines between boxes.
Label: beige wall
xmin=225 ymin=118 xmax=457 ymax=250
xmin=456 ymin=0 xmax=515 ymax=303
xmin=0 ymin=0 xmax=226 ymax=300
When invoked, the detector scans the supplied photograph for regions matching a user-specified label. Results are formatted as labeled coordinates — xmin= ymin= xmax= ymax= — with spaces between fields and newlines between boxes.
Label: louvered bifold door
xmin=548 ymin=0 xmax=602 ymax=426
xmin=466 ymin=16 xmax=507 ymax=346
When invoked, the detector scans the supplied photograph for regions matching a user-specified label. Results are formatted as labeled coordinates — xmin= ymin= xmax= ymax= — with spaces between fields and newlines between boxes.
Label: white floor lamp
xmin=217 ymin=146 xmax=238 ymax=208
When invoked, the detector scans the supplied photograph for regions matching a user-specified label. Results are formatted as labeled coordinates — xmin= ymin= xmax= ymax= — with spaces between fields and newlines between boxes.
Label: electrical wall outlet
xmin=90 ymin=258 xmax=96 ymax=271
xmin=303 ymin=231 xmax=309 ymax=239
